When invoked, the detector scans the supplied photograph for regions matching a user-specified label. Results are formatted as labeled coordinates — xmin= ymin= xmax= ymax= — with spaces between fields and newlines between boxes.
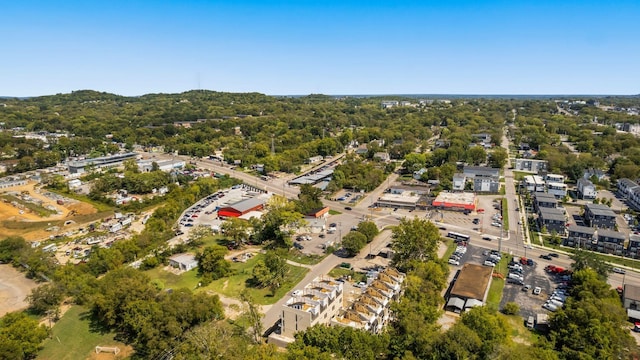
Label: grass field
xmin=285 ymin=250 xmax=326 ymax=265
xmin=501 ymin=198 xmax=509 ymax=231
xmin=46 ymin=190 xmax=114 ymax=212
xmin=39 ymin=306 xmax=130 ymax=360
xmin=328 ymin=266 xmax=367 ymax=283
xmin=146 ymin=253 xmax=309 ymax=305
xmin=485 ymin=253 xmax=512 ymax=312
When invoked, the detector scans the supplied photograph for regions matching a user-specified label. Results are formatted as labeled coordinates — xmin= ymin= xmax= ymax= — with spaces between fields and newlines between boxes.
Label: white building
xmin=522 ymin=175 xmax=545 ymax=192
xmin=547 ymin=182 xmax=567 ymax=198
xmin=577 ymin=178 xmax=597 ymax=200
xmin=514 ymin=159 xmax=548 ymax=173
xmin=168 ymin=253 xmax=199 ymax=271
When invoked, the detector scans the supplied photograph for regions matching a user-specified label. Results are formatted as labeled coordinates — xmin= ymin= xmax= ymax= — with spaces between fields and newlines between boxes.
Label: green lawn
xmin=145 ymin=253 xmax=310 ymax=305
xmin=328 ymin=266 xmax=367 ymax=283
xmin=328 ymin=209 xmax=342 ymax=215
xmin=442 ymin=239 xmax=456 ymax=260
xmin=485 ymin=253 xmax=512 ymax=312
xmin=285 ymin=250 xmax=326 ymax=265
xmin=39 ymin=306 xmax=126 ymax=360
xmin=501 ymin=198 xmax=509 ymax=231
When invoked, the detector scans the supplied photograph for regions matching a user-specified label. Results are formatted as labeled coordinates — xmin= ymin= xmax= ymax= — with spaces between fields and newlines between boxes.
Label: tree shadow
xmin=80 ymin=310 xmax=113 ymax=336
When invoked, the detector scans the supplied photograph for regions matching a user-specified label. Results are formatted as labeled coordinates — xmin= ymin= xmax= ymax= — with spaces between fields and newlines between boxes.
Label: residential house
xmin=522 ymin=175 xmax=545 ymax=192
xmin=333 ymin=268 xmax=405 ymax=334
xmin=544 ymin=173 xmax=565 ymax=184
xmin=538 ymin=207 xmax=566 ymax=235
xmin=584 ymin=203 xmax=617 ymax=229
xmin=513 ymin=159 xmax=548 ymax=173
xmin=413 ymin=168 xmax=427 ymax=180
xmin=279 ymin=277 xmax=343 ymax=340
xmin=595 ymin=229 xmax=625 ymax=255
xmin=627 ymin=234 xmax=640 ymax=258
xmin=617 ymin=178 xmax=639 ymax=199
xmin=565 ymin=224 xmax=596 ymax=248
xmin=577 ymin=178 xmax=597 ymax=200
xmin=168 ymin=253 xmax=199 ymax=271
xmin=534 ymin=192 xmax=558 ymax=211
xmin=547 ymin=182 xmax=567 ymax=198
xmin=307 ymin=155 xmax=324 ymax=164
xmin=473 ymin=177 xmax=500 ymax=193
xmin=583 ymin=168 xmax=606 ymax=182
xmin=452 ymin=173 xmax=466 ymax=191
xmin=463 ymin=166 xmax=500 ymax=179
xmin=373 ymin=152 xmax=391 ymax=162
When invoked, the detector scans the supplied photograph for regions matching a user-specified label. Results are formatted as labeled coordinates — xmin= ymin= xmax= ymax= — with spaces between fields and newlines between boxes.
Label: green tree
xmin=391 ymin=218 xmax=441 ymax=271
xmin=342 ymin=231 xmax=368 ymax=257
xmin=250 ymin=251 xmax=287 ymax=295
xmin=489 ymin=147 xmax=508 ymax=168
xmin=221 ymin=217 xmax=251 ymax=246
xmin=570 ymin=249 xmax=611 ymax=280
xmin=502 ymin=302 xmax=520 ymax=315
xmin=26 ymin=283 xmax=64 ymax=315
xmin=295 ymin=184 xmax=324 ymax=215
xmin=196 ymin=245 xmax=231 ymax=284
xmin=356 ymin=221 xmax=379 ymax=243
xmin=0 ymin=312 xmax=49 ymax=360
xmin=467 ymin=146 xmax=487 ymax=165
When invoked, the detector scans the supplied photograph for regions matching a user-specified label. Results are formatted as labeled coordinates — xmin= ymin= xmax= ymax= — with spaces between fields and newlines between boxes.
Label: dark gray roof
xmin=577 ymin=178 xmax=594 ymax=187
xmin=618 ymin=178 xmax=639 ymax=189
xmin=539 ymin=207 xmax=565 ymax=222
xmin=534 ymin=192 xmax=557 ymax=202
xmin=585 ymin=203 xmax=616 ymax=217
xmin=597 ymin=229 xmax=625 ymax=240
xmin=567 ymin=224 xmax=595 ymax=235
xmin=463 ymin=166 xmax=500 ymax=178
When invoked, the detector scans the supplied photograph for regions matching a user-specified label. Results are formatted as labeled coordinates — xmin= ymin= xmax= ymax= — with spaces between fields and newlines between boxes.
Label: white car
xmin=483 ymin=260 xmax=496 ymax=267
xmin=533 ymin=286 xmax=541 ymax=295
xmin=491 ymin=222 xmax=502 ymax=227
xmin=448 ymin=259 xmax=460 ymax=266
xmin=612 ymin=267 xmax=626 ymax=274
xmin=291 ymin=290 xmax=303 ymax=297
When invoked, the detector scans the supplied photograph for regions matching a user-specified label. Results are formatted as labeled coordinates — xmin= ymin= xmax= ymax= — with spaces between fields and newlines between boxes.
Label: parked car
xmin=292 ymin=290 xmax=303 ymax=297
xmin=483 ymin=260 xmax=496 ymax=267
xmin=448 ymin=259 xmax=460 ymax=266
xmin=472 ymin=218 xmax=480 ymax=224
xmin=522 ymin=284 xmax=532 ymax=291
xmin=533 ymin=286 xmax=542 ymax=295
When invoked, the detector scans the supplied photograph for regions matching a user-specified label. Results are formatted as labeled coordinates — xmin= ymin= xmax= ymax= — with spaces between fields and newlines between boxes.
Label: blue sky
xmin=1 ymin=0 xmax=638 ymax=96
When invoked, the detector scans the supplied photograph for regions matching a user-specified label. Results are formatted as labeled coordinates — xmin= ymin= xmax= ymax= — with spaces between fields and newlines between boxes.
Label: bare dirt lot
xmin=0 ymin=264 xmax=39 ymax=316
xmin=0 ymin=182 xmax=99 ymax=241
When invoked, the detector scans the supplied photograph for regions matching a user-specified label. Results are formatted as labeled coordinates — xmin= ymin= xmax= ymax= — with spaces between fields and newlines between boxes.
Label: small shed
xmin=169 ymin=253 xmax=199 ymax=271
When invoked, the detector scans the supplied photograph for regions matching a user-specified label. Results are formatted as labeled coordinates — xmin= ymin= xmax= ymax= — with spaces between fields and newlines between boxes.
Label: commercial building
xmin=289 ymin=169 xmax=334 ymax=186
xmin=584 ymin=203 xmax=617 ymax=229
xmin=376 ymin=192 xmax=421 ymax=210
xmin=137 ymin=158 xmax=185 ymax=172
xmin=67 ymin=152 xmax=138 ymax=174
xmin=218 ymin=197 xmax=265 ymax=218
xmin=446 ymin=264 xmax=493 ymax=313
xmin=432 ymin=192 xmax=476 ymax=211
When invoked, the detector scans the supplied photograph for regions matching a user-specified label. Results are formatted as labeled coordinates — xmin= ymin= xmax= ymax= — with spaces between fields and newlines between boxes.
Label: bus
xmin=447 ymin=232 xmax=470 ymax=242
